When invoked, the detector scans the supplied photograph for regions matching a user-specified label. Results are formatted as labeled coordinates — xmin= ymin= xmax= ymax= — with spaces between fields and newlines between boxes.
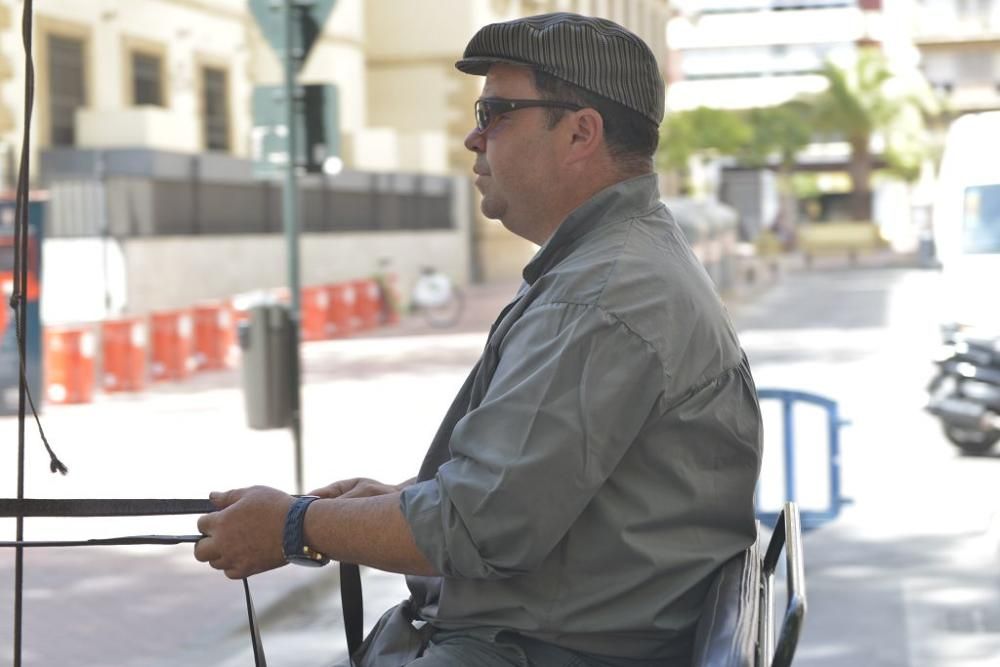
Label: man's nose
xmin=464 ymin=127 xmax=485 ymax=153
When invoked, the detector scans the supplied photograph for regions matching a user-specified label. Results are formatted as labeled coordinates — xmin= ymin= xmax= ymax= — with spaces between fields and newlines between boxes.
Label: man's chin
xmin=480 ymin=199 xmax=504 ymax=221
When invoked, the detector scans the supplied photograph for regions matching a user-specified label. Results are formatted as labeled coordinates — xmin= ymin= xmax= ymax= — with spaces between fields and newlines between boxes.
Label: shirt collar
xmin=522 ymin=173 xmax=661 ymax=285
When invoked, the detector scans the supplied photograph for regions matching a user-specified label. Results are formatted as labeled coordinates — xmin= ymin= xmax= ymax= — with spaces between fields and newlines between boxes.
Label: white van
xmin=932 ymin=111 xmax=1000 ymax=332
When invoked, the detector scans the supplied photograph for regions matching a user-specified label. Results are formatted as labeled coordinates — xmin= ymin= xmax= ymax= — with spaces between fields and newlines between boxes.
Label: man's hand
xmin=194 ymin=486 xmax=293 ymax=580
xmin=308 ymin=477 xmax=413 ymax=500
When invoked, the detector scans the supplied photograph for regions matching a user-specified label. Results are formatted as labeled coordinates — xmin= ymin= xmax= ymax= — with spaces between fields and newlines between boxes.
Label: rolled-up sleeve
xmin=400 ymin=301 xmax=663 ymax=579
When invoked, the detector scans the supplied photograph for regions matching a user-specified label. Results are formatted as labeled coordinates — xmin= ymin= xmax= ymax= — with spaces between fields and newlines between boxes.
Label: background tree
xmin=739 ymin=102 xmax=813 ymax=171
xmin=658 ymin=106 xmax=751 ymax=194
xmin=805 ymin=48 xmax=938 ymax=221
xmin=739 ymin=102 xmax=814 ymax=243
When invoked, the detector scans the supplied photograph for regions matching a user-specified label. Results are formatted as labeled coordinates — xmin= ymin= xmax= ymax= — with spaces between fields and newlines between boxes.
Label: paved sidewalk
xmin=0 ymin=280 xmax=522 ymax=666
xmin=1 ymin=254 xmax=931 ymax=665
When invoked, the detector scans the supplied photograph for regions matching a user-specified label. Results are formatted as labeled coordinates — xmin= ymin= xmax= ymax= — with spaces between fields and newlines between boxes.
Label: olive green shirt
xmin=399 ymin=173 xmax=762 ymax=661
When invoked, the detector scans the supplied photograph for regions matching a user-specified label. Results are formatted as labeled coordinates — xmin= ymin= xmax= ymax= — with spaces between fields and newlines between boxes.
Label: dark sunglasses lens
xmin=475 ymin=102 xmax=491 ymax=131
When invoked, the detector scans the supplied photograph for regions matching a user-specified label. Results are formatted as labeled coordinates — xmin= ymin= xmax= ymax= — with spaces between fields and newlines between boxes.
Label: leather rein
xmin=0 ymin=498 xmax=364 ymax=665
xmin=4 ymin=3 xmax=362 ymax=664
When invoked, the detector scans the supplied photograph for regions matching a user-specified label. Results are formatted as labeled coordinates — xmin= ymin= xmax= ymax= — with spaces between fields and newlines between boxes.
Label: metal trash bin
xmin=239 ymin=303 xmax=296 ymax=430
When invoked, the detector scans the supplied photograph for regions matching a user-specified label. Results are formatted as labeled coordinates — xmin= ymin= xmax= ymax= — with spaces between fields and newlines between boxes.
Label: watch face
xmin=288 ymin=554 xmax=328 ymax=567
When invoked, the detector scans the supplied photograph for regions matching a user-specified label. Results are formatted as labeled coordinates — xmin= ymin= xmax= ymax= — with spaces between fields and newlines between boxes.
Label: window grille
xmin=202 ymin=66 xmax=230 ymax=152
xmin=133 ymin=52 xmax=163 ymax=106
xmin=48 ymin=35 xmax=85 ymax=146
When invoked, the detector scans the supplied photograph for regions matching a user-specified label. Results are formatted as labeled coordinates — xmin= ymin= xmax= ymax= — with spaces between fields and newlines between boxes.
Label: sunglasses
xmin=474 ymin=97 xmax=584 ymax=133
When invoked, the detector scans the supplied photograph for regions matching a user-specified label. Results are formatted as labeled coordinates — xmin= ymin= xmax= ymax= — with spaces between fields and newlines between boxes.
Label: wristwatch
xmin=282 ymin=495 xmax=330 ymax=567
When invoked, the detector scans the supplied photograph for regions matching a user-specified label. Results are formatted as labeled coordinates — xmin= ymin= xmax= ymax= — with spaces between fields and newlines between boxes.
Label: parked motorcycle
xmin=926 ymin=326 xmax=1000 ymax=455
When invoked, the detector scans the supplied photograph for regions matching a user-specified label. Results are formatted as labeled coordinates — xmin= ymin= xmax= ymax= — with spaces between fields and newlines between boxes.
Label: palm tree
xmin=807 ymin=48 xmax=937 ymax=221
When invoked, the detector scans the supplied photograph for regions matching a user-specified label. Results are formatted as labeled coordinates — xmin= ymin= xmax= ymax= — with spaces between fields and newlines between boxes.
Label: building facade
xmin=0 ymin=0 xmax=255 ymax=181
xmin=665 ymin=0 xmax=903 ymax=113
xmin=0 ymin=0 xmax=671 ymax=292
xmin=908 ymin=0 xmax=1000 ymax=114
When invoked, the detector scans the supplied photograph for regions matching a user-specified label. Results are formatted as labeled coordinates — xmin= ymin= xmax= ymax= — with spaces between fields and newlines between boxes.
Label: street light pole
xmin=282 ymin=0 xmax=304 ymax=495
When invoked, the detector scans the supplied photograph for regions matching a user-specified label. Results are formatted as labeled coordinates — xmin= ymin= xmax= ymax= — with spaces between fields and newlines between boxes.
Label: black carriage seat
xmin=691 ymin=538 xmax=761 ymax=667
xmin=691 ymin=503 xmax=806 ymax=667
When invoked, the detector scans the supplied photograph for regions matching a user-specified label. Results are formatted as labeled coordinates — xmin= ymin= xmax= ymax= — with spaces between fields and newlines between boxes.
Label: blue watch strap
xmin=283 ymin=495 xmax=328 ymax=564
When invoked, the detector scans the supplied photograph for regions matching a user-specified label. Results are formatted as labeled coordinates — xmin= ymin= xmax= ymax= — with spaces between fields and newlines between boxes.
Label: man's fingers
xmin=196 ymin=511 xmax=216 ymax=536
xmin=308 ymin=478 xmax=403 ymax=499
xmin=342 ymin=480 xmax=399 ymax=498
xmin=341 ymin=484 xmax=377 ymax=498
xmin=193 ymin=485 xmax=290 ymax=580
xmin=209 ymin=488 xmax=244 ymax=509
xmin=307 ymin=479 xmax=357 ymax=498
xmin=193 ymin=536 xmax=217 ymax=563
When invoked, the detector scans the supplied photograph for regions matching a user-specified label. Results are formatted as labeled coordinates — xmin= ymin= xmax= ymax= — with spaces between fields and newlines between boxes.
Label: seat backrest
xmin=690 ymin=538 xmax=761 ymax=667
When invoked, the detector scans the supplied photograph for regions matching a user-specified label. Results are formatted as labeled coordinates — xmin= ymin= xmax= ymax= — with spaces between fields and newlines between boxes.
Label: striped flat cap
xmin=456 ymin=12 xmax=664 ymax=126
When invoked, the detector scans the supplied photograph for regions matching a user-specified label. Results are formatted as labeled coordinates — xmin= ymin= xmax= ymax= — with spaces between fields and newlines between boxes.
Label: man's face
xmin=465 ymin=64 xmax=563 ymax=243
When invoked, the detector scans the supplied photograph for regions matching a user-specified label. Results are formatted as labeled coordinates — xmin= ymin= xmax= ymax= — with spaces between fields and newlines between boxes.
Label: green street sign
xmin=251 ymin=83 xmax=341 ymax=177
xmin=249 ymin=0 xmax=337 ymax=65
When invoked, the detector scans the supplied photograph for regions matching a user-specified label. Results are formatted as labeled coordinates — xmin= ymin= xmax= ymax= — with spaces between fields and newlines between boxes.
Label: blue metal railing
xmin=756 ymin=388 xmax=851 ymax=531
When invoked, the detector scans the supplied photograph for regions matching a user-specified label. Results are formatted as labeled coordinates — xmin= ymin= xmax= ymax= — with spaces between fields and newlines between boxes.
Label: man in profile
xmin=196 ymin=12 xmax=762 ymax=666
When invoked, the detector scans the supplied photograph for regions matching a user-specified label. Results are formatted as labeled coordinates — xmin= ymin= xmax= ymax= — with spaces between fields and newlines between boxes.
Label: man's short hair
xmin=532 ymin=69 xmax=659 ymax=174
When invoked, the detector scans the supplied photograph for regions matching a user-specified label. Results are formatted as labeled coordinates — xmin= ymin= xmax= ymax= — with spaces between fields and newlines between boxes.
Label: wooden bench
xmin=798 ymin=222 xmax=887 ymax=265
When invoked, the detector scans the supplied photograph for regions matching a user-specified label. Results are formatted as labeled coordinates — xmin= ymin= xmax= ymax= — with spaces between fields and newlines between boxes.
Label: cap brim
xmin=455 ymin=56 xmax=534 ymax=75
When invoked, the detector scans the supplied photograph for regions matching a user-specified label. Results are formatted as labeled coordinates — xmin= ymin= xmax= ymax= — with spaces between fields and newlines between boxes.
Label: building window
xmin=202 ymin=66 xmax=230 ymax=151
xmin=48 ymin=35 xmax=85 ymax=146
xmin=132 ymin=52 xmax=164 ymax=106
xmin=958 ymin=48 xmax=993 ymax=84
xmin=954 ymin=0 xmax=993 ymax=18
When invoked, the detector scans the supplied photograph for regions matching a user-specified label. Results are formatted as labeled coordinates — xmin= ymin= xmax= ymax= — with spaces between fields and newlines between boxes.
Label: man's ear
xmin=565 ymin=108 xmax=605 ymax=164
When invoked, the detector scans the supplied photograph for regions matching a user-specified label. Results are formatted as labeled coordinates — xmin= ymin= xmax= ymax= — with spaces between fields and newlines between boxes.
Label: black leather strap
xmin=0 ymin=535 xmax=203 ymax=547
xmin=2 ymin=498 xmax=360 ymax=665
xmin=1 ymin=499 xmax=362 ymax=665
xmin=340 ymin=562 xmax=364 ymax=656
xmin=244 ymin=578 xmax=268 ymax=666
xmin=0 ymin=498 xmax=214 ymax=517
xmin=1 ymin=498 xmax=265 ymax=666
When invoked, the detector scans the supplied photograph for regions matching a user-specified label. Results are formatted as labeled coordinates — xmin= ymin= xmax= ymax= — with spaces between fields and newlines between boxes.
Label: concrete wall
xmin=121 ymin=228 xmax=471 ymax=314
xmin=42 ymin=229 xmax=471 ymax=324
xmin=41 ymin=173 xmax=473 ymax=324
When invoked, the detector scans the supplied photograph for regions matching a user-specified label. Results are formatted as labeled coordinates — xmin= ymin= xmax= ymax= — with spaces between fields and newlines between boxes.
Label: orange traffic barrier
xmin=150 ymin=310 xmax=194 ymax=381
xmin=193 ymin=302 xmax=236 ymax=371
xmin=101 ymin=318 xmax=147 ymax=393
xmin=326 ymin=283 xmax=356 ymax=338
xmin=352 ymin=279 xmax=381 ymax=331
xmin=301 ymin=286 xmax=330 ymax=341
xmin=44 ymin=326 xmax=95 ymax=404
